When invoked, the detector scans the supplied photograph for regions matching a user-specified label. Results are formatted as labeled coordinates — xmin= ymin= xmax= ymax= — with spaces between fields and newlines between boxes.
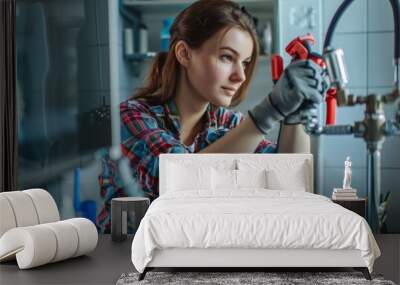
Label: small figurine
xmin=342 ymin=156 xmax=352 ymax=189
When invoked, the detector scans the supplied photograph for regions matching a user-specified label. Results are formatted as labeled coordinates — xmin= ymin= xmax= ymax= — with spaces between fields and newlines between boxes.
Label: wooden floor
xmin=0 ymin=234 xmax=398 ymax=284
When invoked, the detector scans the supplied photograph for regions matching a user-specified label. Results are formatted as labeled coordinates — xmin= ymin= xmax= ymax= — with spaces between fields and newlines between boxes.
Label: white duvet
xmin=131 ymin=190 xmax=380 ymax=273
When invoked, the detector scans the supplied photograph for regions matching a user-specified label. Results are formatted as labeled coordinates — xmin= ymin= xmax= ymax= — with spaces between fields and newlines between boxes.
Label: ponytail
xmin=132 ymin=48 xmax=181 ymax=105
xmin=131 ymin=52 xmax=168 ymax=103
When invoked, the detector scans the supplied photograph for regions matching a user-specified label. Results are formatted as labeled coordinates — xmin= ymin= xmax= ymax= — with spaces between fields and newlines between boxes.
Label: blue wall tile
xmin=330 ymin=33 xmax=367 ymax=88
xmin=322 ymin=135 xmax=367 ymax=168
xmin=368 ymin=0 xmax=395 ymax=32
xmin=367 ymin=32 xmax=395 ymax=87
xmin=381 ymin=136 xmax=400 ymax=168
xmin=323 ymin=0 xmax=367 ymax=33
xmin=367 ymin=87 xmax=395 ymax=97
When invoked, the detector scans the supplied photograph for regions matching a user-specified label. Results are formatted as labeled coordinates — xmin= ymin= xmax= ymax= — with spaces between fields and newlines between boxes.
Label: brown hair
xmin=132 ymin=0 xmax=259 ymax=107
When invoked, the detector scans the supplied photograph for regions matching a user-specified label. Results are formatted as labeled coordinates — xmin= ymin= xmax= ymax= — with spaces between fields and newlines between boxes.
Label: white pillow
xmin=212 ymin=168 xmax=237 ymax=190
xmin=266 ymin=167 xmax=307 ymax=191
xmin=167 ymin=162 xmax=212 ymax=191
xmin=211 ymin=169 xmax=268 ymax=190
xmin=237 ymin=169 xmax=267 ymax=188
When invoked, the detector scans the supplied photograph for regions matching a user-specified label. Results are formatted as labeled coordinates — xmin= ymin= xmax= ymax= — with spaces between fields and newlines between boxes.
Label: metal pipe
xmin=389 ymin=0 xmax=400 ymax=60
xmin=392 ymin=0 xmax=400 ymax=92
xmin=395 ymin=59 xmax=400 ymax=91
xmin=109 ymin=0 xmax=121 ymax=160
xmin=367 ymin=147 xmax=382 ymax=233
xmin=304 ymin=124 xmax=353 ymax=136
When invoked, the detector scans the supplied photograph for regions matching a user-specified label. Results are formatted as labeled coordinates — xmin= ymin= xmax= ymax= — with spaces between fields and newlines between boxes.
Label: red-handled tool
xmin=271 ymin=54 xmax=284 ymax=84
xmin=326 ymin=88 xmax=337 ymax=125
xmin=285 ymin=34 xmax=315 ymax=60
xmin=271 ymin=33 xmax=337 ymax=125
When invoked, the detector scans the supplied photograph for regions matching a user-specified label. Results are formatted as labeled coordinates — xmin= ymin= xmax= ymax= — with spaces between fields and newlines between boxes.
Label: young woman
xmin=97 ymin=0 xmax=328 ymax=233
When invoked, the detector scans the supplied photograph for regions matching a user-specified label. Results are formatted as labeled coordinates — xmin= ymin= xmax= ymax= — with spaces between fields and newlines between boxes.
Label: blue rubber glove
xmin=248 ymin=59 xmax=329 ymax=134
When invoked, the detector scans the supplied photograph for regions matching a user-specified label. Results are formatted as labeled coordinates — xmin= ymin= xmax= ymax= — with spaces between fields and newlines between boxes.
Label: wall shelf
xmin=123 ymin=0 xmax=274 ymax=14
xmin=120 ymin=0 xmax=275 ymax=76
xmin=125 ymin=52 xmax=157 ymax=62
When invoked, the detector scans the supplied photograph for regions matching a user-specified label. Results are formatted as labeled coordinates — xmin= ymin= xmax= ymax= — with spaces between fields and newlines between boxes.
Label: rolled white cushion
xmin=42 ymin=221 xmax=79 ymax=262
xmin=0 ymin=218 xmax=98 ymax=269
xmin=0 ymin=196 xmax=17 ymax=237
xmin=0 ymin=226 xmax=57 ymax=269
xmin=0 ymin=189 xmax=60 ymax=239
xmin=23 ymin=189 xmax=60 ymax=223
xmin=0 ymin=191 xmax=39 ymax=227
xmin=64 ymin=218 xmax=98 ymax=257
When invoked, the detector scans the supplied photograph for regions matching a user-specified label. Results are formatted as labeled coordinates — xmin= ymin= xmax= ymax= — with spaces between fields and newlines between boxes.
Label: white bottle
xmin=139 ymin=22 xmax=148 ymax=54
xmin=124 ymin=27 xmax=134 ymax=56
xmin=263 ymin=21 xmax=272 ymax=56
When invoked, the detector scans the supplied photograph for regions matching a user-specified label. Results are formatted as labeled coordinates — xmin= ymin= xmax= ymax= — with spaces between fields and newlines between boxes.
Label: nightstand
xmin=332 ymin=198 xmax=366 ymax=218
xmin=111 ymin=197 xmax=150 ymax=242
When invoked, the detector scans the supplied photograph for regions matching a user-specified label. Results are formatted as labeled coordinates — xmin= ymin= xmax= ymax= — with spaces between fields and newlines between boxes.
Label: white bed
xmin=131 ymin=154 xmax=380 ymax=280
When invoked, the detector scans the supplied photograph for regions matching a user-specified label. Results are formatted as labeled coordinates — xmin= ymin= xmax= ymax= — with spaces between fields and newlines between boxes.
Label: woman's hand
xmin=248 ymin=59 xmax=329 ymax=135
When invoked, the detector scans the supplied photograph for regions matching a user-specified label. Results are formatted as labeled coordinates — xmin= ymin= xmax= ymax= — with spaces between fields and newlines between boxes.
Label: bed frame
xmin=138 ymin=154 xmax=372 ymax=281
xmin=140 ymin=248 xmax=371 ymax=280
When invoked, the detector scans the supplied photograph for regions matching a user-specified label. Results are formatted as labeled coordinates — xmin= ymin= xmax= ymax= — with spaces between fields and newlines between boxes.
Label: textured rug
xmin=116 ymin=271 xmax=396 ymax=285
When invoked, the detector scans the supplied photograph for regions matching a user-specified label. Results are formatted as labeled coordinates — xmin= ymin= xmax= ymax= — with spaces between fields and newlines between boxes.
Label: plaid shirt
xmin=97 ymin=98 xmax=276 ymax=233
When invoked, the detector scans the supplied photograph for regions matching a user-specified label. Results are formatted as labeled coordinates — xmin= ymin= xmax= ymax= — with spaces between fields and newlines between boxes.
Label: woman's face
xmin=186 ymin=27 xmax=254 ymax=107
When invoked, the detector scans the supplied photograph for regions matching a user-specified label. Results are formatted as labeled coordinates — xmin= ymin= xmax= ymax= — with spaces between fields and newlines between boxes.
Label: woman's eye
xmin=242 ymin=61 xmax=250 ymax=69
xmin=220 ymin=54 xmax=233 ymax=62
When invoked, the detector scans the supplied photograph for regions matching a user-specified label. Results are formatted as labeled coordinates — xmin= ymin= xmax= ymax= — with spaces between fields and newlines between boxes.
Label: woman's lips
xmin=221 ymin=86 xmax=236 ymax=96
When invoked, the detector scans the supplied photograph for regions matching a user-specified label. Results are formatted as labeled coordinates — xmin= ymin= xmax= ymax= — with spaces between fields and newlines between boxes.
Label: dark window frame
xmin=0 ymin=0 xmax=17 ymax=192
